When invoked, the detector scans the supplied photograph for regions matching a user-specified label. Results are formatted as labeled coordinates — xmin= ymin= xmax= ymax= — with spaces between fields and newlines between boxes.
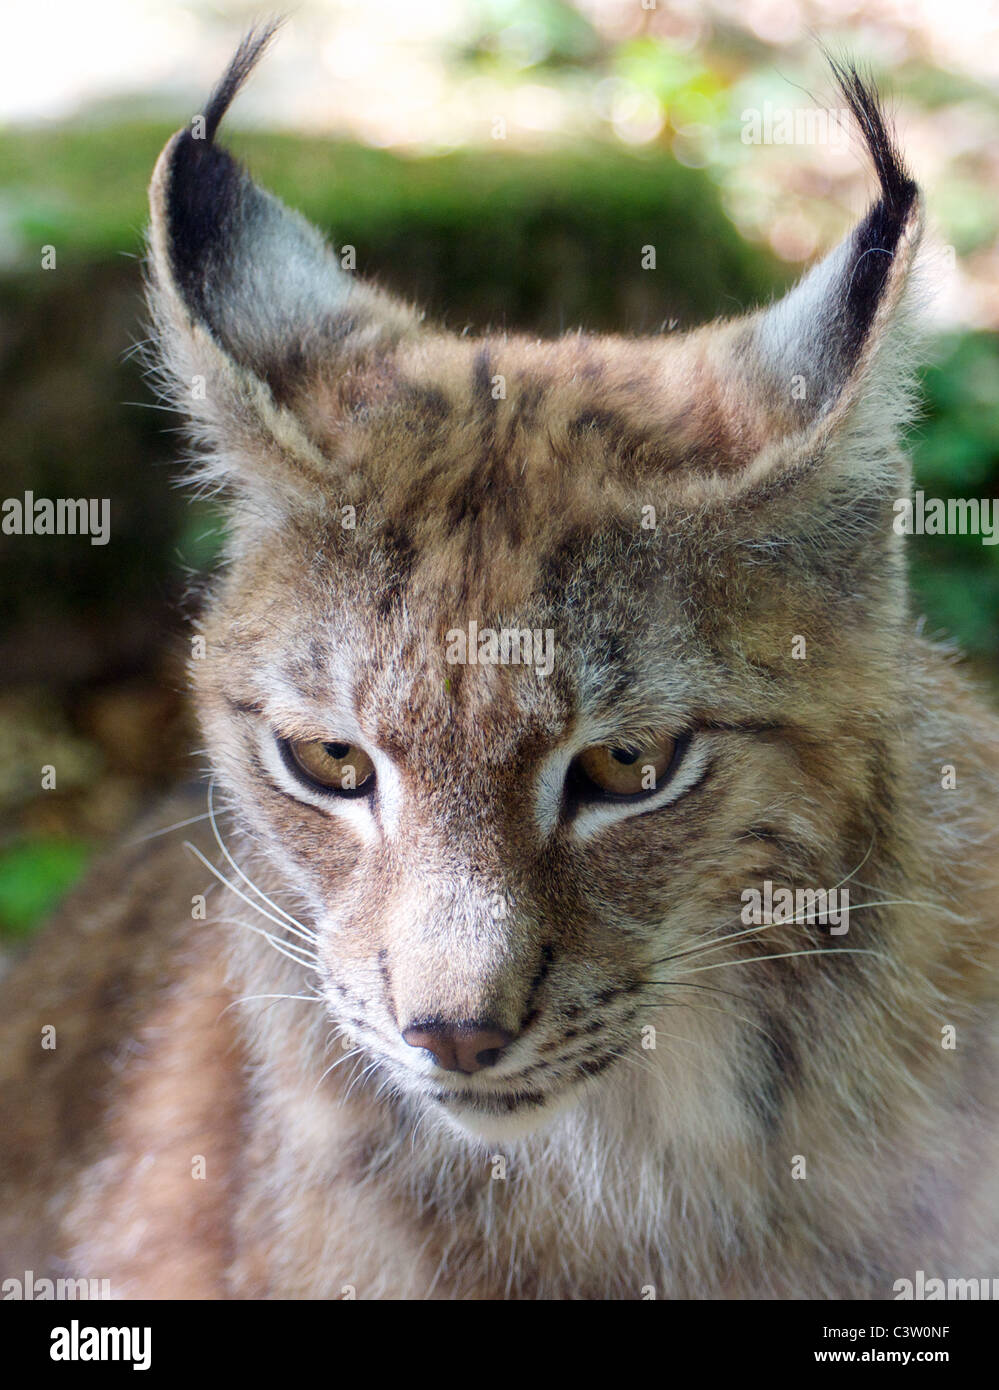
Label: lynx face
xmin=194 ymin=429 xmax=744 ymax=1142
xmin=150 ymin=29 xmax=922 ymax=1143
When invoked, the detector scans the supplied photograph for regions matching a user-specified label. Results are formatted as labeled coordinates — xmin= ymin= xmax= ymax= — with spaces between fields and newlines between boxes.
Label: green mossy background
xmin=1 ymin=121 xmax=997 ymax=937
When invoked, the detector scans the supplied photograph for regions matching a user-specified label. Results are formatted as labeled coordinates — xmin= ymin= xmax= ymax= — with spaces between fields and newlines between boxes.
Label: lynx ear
xmin=146 ymin=23 xmax=417 ymax=501
xmin=733 ymin=61 xmax=923 ymax=496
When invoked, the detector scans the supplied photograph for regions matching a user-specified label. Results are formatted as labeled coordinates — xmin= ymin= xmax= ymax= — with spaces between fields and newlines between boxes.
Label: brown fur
xmin=2 ymin=35 xmax=997 ymax=1299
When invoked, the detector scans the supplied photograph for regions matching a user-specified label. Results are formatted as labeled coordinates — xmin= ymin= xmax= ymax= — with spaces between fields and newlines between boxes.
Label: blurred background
xmin=1 ymin=0 xmax=997 ymax=940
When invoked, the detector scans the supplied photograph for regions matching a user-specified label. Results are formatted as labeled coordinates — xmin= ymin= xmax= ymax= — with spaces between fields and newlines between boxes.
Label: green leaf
xmin=0 ymin=839 xmax=91 ymax=937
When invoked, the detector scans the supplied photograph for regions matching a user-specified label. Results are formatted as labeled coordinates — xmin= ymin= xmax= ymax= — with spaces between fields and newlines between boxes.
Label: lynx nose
xmin=402 ymin=1021 xmax=513 ymax=1074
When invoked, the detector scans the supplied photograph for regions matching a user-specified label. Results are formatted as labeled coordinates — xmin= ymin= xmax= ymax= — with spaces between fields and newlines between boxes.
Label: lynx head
xmin=147 ymin=26 xmax=923 ymax=1143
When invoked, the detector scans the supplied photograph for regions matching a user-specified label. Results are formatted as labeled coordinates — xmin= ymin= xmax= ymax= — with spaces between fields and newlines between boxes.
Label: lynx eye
xmin=283 ymin=738 xmax=376 ymax=796
xmin=574 ymin=735 xmax=677 ymax=798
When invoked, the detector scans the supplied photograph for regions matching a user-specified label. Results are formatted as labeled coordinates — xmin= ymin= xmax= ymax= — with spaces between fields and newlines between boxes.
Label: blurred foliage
xmin=909 ymin=333 xmax=999 ymax=658
xmin=0 ymin=839 xmax=91 ymax=936
xmin=0 ymin=124 xmax=780 ymax=325
xmin=462 ymin=0 xmax=602 ymax=67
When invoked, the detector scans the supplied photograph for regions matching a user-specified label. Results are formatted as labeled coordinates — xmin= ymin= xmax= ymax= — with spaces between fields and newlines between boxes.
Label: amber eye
xmin=284 ymin=738 xmax=376 ymax=795
xmin=575 ymin=735 xmax=677 ymax=798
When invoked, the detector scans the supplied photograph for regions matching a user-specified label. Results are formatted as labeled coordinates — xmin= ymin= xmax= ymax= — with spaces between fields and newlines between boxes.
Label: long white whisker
xmin=184 ymin=839 xmax=315 ymax=943
xmin=342 ymin=1056 xmax=384 ymax=1105
xmin=220 ymin=993 xmax=323 ymax=1016
xmin=206 ymin=779 xmax=318 ymax=944
xmin=674 ymin=947 xmax=885 ymax=977
xmin=654 ymin=895 xmax=958 ymax=972
xmin=830 ymin=835 xmax=876 ymax=892
xmin=316 ymin=1045 xmax=367 ymax=1093
xmin=655 ymin=997 xmax=779 ymax=1044
xmin=127 ymin=810 xmax=214 ymax=845
xmin=211 ymin=916 xmax=317 ymax=969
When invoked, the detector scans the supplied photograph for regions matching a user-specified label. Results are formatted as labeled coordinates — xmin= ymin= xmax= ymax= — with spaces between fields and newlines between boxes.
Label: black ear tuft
xmin=203 ymin=18 xmax=284 ymax=144
xmin=826 ymin=56 xmax=916 ymax=219
xmin=753 ymin=57 xmax=922 ymax=426
xmin=164 ymin=19 xmax=284 ymax=332
xmin=826 ymin=55 xmax=919 ymax=364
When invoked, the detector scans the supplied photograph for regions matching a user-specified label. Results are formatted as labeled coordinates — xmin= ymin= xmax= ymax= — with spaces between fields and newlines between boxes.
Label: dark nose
xmin=402 ymin=1021 xmax=513 ymax=1074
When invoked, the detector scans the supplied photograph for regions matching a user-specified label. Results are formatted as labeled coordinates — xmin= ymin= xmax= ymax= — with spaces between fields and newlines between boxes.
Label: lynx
xmin=2 ymin=26 xmax=998 ymax=1300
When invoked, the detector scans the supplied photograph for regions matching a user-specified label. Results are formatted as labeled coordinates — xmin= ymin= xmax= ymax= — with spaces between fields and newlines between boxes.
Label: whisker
xmin=829 ymin=834 xmax=876 ymax=893
xmin=184 ymin=839 xmax=315 ymax=943
xmin=211 ymin=916 xmax=317 ymax=969
xmin=837 ymin=891 xmax=971 ymax=924
xmin=343 ymin=1055 xmax=384 ymax=1105
xmin=409 ymin=1095 xmax=439 ymax=1153
xmin=315 ymin=1044 xmax=367 ymax=1093
xmin=649 ymin=980 xmax=761 ymax=1008
xmin=649 ymin=896 xmax=954 ymax=973
xmin=660 ymin=998 xmax=778 ymax=1044
xmin=127 ymin=810 xmax=215 ymax=845
xmin=673 ymin=946 xmax=885 ymax=977
xmin=220 ymin=992 xmax=323 ymax=1016
xmin=206 ymin=779 xmax=318 ymax=945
